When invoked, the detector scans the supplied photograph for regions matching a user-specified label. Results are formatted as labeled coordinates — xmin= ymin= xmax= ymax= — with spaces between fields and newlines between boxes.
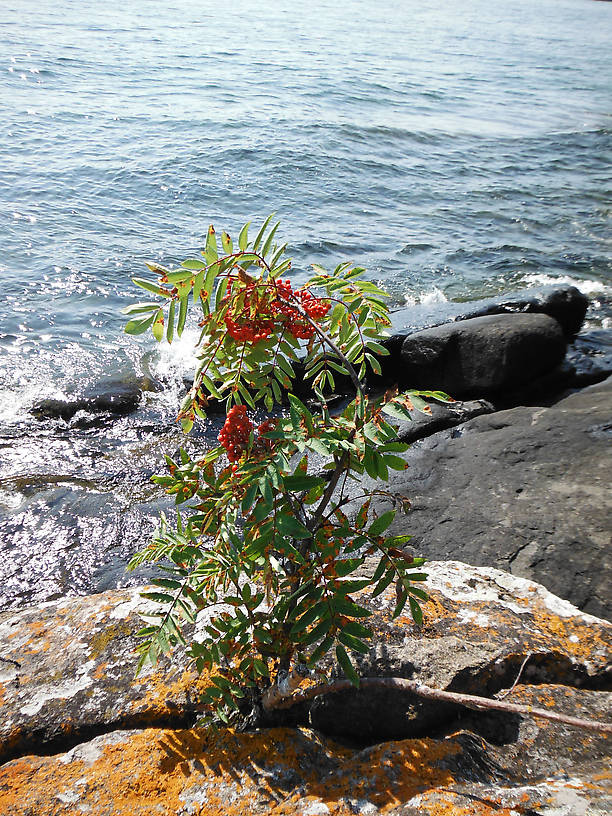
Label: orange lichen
xmin=409 ymin=789 xmax=530 ymax=815
xmin=92 ymin=661 xmax=108 ymax=681
xmin=131 ymin=666 xmax=213 ymax=718
xmin=0 ymin=727 xmax=467 ymax=816
xmin=530 ymin=604 xmax=611 ymax=662
xmin=21 ymin=620 xmax=52 ymax=655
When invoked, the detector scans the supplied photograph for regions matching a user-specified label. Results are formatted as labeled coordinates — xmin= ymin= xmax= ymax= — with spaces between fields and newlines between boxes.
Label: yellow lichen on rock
xmin=0 ymin=727 xmax=462 ymax=816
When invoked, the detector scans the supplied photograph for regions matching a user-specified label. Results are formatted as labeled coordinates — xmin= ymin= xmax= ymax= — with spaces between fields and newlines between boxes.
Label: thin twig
xmin=291 ymin=299 xmax=365 ymax=398
xmin=499 ymin=652 xmax=532 ymax=699
xmin=261 ymin=674 xmax=612 ymax=735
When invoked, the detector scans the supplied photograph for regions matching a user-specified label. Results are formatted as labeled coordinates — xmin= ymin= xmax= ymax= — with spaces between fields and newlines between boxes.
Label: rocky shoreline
xmin=1 ymin=283 xmax=610 ymax=813
xmin=0 ymin=563 xmax=610 ymax=814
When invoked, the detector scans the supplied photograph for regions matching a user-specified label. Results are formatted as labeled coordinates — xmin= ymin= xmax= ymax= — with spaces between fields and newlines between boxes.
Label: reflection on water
xmin=0 ymin=403 xmax=219 ymax=610
xmin=1 ymin=0 xmax=611 ymax=608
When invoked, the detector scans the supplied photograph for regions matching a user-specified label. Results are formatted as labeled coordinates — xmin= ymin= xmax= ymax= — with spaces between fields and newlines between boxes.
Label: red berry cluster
xmin=224 ymin=314 xmax=275 ymax=344
xmin=255 ymin=418 xmax=277 ymax=454
xmin=273 ymin=281 xmax=331 ymax=340
xmin=218 ymin=409 xmax=278 ymax=463
xmin=223 ymin=277 xmax=330 ymax=343
xmin=218 ymin=405 xmax=253 ymax=462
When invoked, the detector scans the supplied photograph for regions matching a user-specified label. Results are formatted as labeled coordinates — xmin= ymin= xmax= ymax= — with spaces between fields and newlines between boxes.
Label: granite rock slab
xmin=1 ymin=684 xmax=609 ymax=815
xmin=1 ymin=561 xmax=609 ymax=759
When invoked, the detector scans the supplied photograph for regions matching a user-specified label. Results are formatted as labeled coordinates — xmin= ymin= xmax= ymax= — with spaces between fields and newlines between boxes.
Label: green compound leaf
xmin=369 ymin=510 xmax=396 ymax=537
xmin=409 ymin=596 xmax=424 ymax=624
xmin=336 ymin=644 xmax=360 ymax=688
xmin=124 ymin=219 xmax=436 ymax=722
xmin=338 ymin=630 xmax=370 ymax=655
xmin=181 ymin=258 xmax=207 ymax=270
xmin=238 ymin=221 xmax=250 ymax=251
xmin=152 ymin=310 xmax=164 ymax=342
xmin=125 ymin=312 xmax=156 ymax=335
xmin=282 ymin=474 xmax=325 ymax=492
xmin=276 ymin=514 xmax=312 ymax=540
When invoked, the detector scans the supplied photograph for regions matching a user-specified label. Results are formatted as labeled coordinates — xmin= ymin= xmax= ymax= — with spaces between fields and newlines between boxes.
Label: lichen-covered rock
xmin=0 ymin=588 xmax=209 ymax=763
xmin=0 ymin=685 xmax=609 ymax=815
xmin=2 ymin=561 xmax=609 ymax=761
xmin=309 ymin=561 xmax=612 ymax=740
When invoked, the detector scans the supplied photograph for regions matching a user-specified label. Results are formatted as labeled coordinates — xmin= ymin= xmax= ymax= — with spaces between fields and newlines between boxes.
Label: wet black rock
xmin=30 ymin=376 xmax=162 ymax=422
xmin=397 ymin=312 xmax=566 ymax=399
xmin=368 ymin=376 xmax=612 ymax=619
xmin=392 ymin=397 xmax=495 ymax=444
xmin=566 ymin=328 xmax=612 ymax=385
xmin=387 ymin=284 xmax=588 ymax=339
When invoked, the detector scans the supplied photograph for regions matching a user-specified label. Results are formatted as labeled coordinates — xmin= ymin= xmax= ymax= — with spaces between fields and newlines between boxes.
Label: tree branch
xmin=261 ymin=674 xmax=612 ymax=734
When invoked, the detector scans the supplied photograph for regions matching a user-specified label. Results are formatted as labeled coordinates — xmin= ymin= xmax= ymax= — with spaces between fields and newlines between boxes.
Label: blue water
xmin=0 ymin=0 xmax=611 ymax=608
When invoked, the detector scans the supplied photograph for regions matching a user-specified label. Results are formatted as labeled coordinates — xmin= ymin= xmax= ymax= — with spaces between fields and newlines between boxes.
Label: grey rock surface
xmin=398 ymin=312 xmax=566 ymax=398
xmin=309 ymin=561 xmax=611 ymax=741
xmin=362 ymin=376 xmax=612 ymax=618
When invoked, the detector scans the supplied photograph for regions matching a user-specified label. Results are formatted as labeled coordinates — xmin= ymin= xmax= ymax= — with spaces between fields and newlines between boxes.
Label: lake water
xmin=1 ymin=0 xmax=611 ymax=609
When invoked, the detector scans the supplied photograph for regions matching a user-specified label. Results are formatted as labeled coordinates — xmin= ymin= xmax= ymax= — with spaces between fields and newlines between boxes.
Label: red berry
xmin=218 ymin=404 xmax=253 ymax=462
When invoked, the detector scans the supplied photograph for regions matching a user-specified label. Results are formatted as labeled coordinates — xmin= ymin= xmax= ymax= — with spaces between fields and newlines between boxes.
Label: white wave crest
xmin=403 ymin=286 xmax=448 ymax=307
xmin=522 ymin=273 xmax=611 ymax=297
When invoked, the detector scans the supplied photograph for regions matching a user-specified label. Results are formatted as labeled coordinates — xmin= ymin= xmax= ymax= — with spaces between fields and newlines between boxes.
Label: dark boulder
xmin=459 ymin=284 xmax=588 ymax=338
xmin=393 ymin=397 xmax=495 ymax=444
xmin=397 ymin=312 xmax=566 ymax=398
xmin=362 ymin=376 xmax=612 ymax=619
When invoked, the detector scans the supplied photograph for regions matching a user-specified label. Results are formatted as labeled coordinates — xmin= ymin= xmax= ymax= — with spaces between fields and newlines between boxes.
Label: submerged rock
xmin=393 ymin=397 xmax=495 ymax=444
xmin=32 ymin=388 xmax=139 ymax=423
xmin=30 ymin=376 xmax=163 ymax=424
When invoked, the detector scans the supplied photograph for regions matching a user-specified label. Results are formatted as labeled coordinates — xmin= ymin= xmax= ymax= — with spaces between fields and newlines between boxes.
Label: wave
xmin=403 ymin=286 xmax=448 ymax=308
xmin=521 ymin=273 xmax=612 ymax=298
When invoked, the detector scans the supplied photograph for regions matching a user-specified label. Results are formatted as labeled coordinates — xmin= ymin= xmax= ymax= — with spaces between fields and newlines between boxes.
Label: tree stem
xmin=261 ymin=674 xmax=612 ymax=734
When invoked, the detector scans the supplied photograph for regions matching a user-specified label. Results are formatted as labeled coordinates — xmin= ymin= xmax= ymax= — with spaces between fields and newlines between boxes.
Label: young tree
xmin=122 ymin=217 xmax=612 ymax=738
xmin=123 ymin=216 xmax=451 ymax=725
